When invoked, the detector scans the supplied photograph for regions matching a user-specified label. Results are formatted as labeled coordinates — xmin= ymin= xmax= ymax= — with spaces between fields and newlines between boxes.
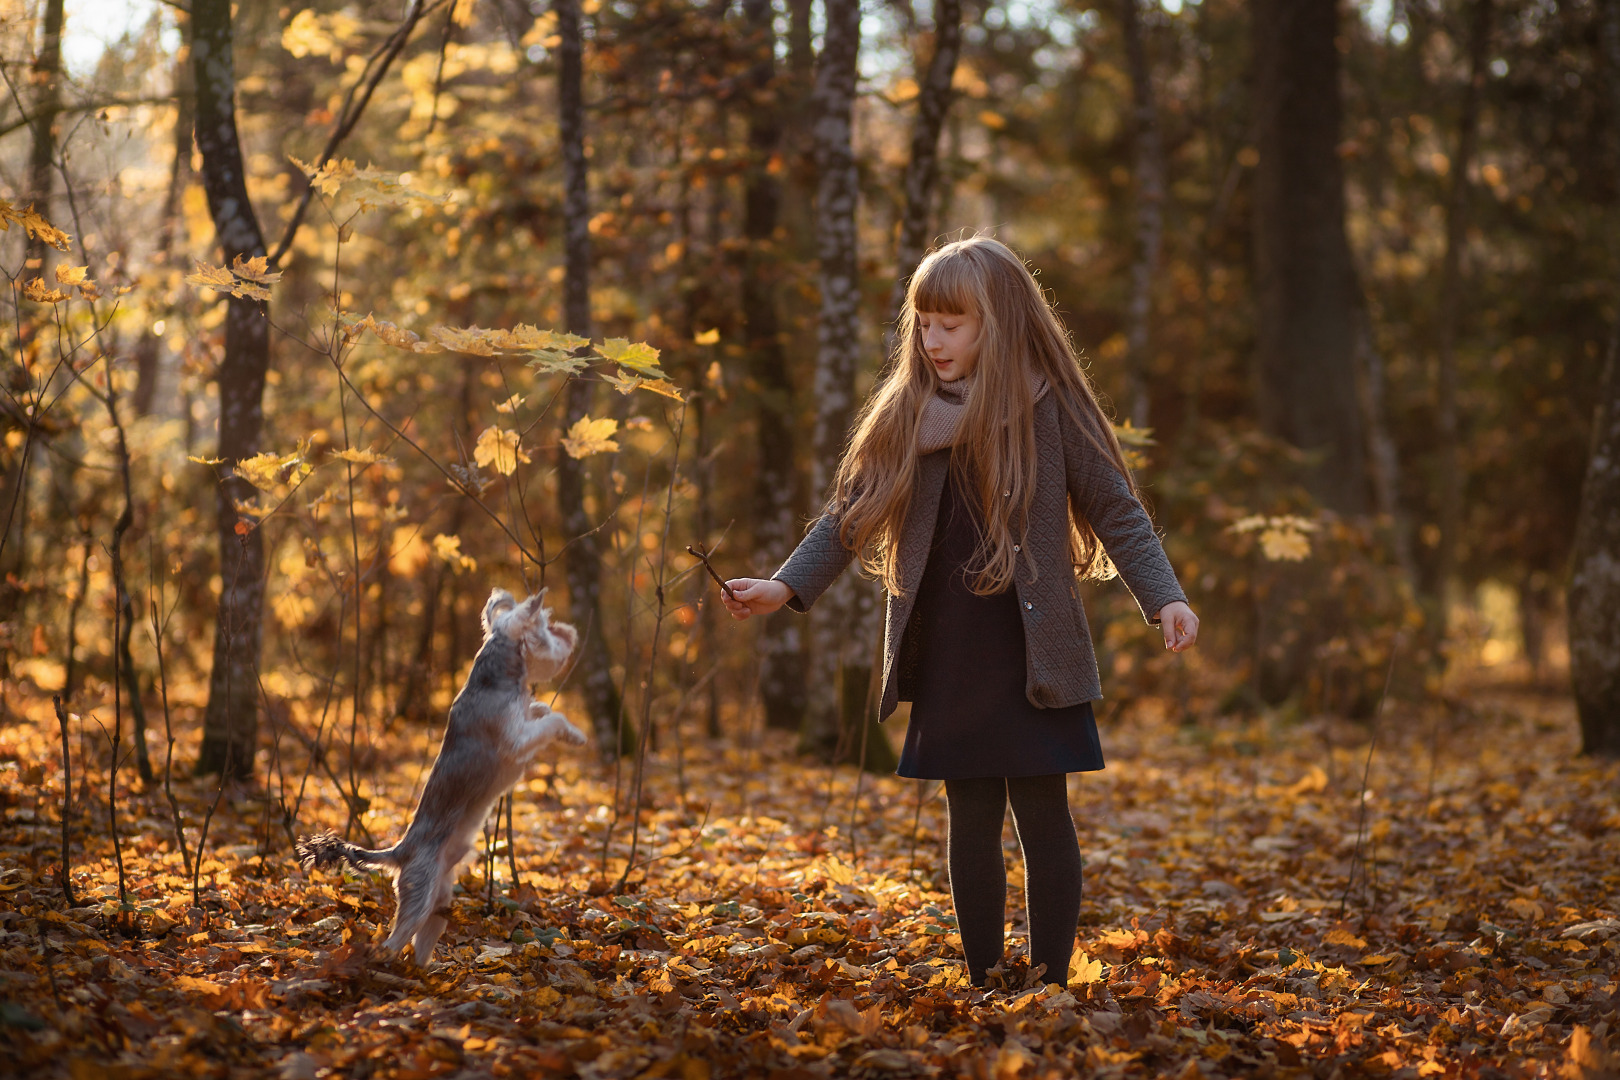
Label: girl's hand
xmin=1159 ymin=601 xmax=1199 ymax=652
xmin=722 ymin=577 xmax=794 ymax=620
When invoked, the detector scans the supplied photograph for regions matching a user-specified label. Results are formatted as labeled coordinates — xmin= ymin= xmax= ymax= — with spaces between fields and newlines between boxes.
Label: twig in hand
xmin=685 ymin=544 xmax=736 ymax=601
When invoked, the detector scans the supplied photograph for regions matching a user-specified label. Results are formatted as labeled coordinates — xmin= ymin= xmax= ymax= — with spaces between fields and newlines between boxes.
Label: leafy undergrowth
xmin=1 ymin=685 xmax=1618 ymax=1079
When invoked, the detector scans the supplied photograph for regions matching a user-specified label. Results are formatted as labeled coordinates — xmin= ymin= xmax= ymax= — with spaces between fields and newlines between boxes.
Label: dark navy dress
xmin=896 ymin=463 xmax=1105 ymax=780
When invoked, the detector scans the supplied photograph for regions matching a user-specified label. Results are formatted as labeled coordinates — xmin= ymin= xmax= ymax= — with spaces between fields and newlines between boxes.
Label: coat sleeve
xmin=1057 ymin=404 xmax=1188 ymax=624
xmin=771 ymin=511 xmax=857 ymax=614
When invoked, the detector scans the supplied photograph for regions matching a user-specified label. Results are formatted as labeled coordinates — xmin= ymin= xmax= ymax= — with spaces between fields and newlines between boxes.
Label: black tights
xmin=945 ymin=774 xmax=1082 ymax=987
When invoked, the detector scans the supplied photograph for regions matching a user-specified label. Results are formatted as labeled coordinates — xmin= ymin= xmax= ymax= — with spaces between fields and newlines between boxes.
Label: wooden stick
xmin=684 ymin=544 xmax=736 ymax=601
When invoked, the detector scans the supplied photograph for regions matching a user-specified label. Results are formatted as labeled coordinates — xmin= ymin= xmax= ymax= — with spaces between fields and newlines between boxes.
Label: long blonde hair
xmin=830 ymin=236 xmax=1137 ymax=596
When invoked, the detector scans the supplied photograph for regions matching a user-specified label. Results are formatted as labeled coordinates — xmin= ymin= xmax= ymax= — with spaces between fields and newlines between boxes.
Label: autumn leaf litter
xmin=1 ymin=687 xmax=1617 ymax=1078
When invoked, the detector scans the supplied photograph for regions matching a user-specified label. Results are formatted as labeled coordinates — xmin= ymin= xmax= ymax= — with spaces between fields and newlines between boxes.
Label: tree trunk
xmin=1569 ymin=0 xmax=1620 ymax=757
xmin=741 ymin=0 xmax=806 ymax=732
xmin=0 ymin=0 xmax=65 ymax=627
xmin=886 ymin=0 xmax=962 ymax=326
xmin=1433 ymin=0 xmax=1493 ymax=642
xmin=1250 ymin=0 xmax=1367 ymax=515
xmin=798 ymin=0 xmax=892 ymax=771
xmin=553 ymin=0 xmax=629 ymax=758
xmin=1570 ymin=321 xmax=1620 ymax=757
xmin=1120 ymin=0 xmax=1164 ymax=430
xmin=134 ymin=13 xmax=194 ymax=418
xmin=24 ymin=0 xmax=64 ymax=275
xmin=193 ymin=0 xmax=271 ymax=780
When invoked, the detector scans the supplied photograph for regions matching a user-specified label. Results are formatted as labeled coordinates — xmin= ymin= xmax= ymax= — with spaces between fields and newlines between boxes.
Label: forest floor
xmin=0 ymin=678 xmax=1617 ymax=1079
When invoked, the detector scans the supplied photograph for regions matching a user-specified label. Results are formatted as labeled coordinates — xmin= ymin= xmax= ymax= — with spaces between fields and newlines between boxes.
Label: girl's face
xmin=917 ymin=309 xmax=983 ymax=382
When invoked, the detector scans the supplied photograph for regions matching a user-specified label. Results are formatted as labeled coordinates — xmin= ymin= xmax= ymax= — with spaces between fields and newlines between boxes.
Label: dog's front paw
xmin=546 ymin=711 xmax=588 ymax=747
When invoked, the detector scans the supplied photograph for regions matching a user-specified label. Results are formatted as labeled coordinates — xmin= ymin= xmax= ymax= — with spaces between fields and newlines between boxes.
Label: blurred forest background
xmin=5 ymin=2 xmax=1620 ymax=1076
xmin=2 ymin=0 xmax=1619 ymax=807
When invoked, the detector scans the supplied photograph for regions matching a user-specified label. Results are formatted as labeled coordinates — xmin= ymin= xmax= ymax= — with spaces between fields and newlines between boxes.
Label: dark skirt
xmin=897 ymin=464 xmax=1105 ymax=780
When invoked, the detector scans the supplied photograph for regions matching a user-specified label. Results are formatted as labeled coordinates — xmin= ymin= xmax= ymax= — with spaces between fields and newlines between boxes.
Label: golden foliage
xmin=0 ymin=199 xmax=71 ymax=250
xmin=22 ymin=278 xmax=67 ymax=304
xmin=289 ymin=156 xmax=454 ymax=212
xmin=1228 ymin=514 xmax=1319 ymax=562
xmin=473 ymin=426 xmax=530 ymax=475
xmin=431 ymin=532 xmax=477 ymax=572
xmin=561 ymin=416 xmax=620 ymax=459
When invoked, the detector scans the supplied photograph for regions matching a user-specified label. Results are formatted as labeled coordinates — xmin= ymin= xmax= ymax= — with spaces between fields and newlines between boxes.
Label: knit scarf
xmin=916 ymin=370 xmax=1050 ymax=454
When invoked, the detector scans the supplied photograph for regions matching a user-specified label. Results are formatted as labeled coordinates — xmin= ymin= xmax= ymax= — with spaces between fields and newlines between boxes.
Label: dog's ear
xmin=482 ymin=589 xmax=517 ymax=634
xmin=518 ymin=588 xmax=550 ymax=623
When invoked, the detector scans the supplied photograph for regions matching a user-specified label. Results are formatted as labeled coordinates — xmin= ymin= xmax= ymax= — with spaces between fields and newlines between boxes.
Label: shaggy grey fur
xmin=297 ymin=588 xmax=584 ymax=963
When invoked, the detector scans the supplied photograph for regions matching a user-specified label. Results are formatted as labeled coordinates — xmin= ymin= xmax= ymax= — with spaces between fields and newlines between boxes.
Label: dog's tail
xmin=295 ymin=831 xmax=402 ymax=873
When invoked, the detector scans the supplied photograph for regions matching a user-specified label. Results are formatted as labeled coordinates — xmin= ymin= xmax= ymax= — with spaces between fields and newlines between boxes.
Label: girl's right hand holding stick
xmin=721 ymin=577 xmax=794 ymax=620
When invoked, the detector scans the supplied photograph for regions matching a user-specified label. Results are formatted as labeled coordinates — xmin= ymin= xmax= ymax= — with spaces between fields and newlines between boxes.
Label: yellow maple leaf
xmin=54 ymin=265 xmax=90 ymax=286
xmin=186 ymin=263 xmax=237 ymax=293
xmin=23 ymin=278 xmax=67 ymax=303
xmin=597 ymin=337 xmax=668 ymax=378
xmin=693 ymin=328 xmax=721 ymax=345
xmin=561 ymin=416 xmax=619 ymax=459
xmin=236 ymin=450 xmax=299 ymax=490
xmin=344 ymin=313 xmax=443 ymax=353
xmin=330 ymin=446 xmax=391 ymax=466
xmin=1258 ymin=526 xmax=1312 ymax=562
xmin=1068 ymin=950 xmax=1104 ymax=985
xmin=230 ymin=254 xmax=281 ymax=285
xmin=0 ymin=200 xmax=71 ymax=250
xmin=473 ymin=426 xmax=530 ymax=475
xmin=432 ymin=533 xmax=477 ymax=572
xmin=430 ymin=325 xmax=499 ymax=356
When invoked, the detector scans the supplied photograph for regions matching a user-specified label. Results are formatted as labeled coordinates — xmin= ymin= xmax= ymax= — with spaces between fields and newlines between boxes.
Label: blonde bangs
xmin=908 ymin=250 xmax=979 ymax=316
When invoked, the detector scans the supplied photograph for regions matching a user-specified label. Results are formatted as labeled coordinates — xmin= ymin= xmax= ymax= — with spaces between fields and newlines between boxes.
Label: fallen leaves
xmin=0 ymin=687 xmax=1614 ymax=1080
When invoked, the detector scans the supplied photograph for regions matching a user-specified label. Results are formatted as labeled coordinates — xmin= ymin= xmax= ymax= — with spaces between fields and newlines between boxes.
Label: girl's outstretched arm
xmin=763 ymin=511 xmax=857 ymax=615
xmin=1057 ymin=406 xmax=1192 ymax=630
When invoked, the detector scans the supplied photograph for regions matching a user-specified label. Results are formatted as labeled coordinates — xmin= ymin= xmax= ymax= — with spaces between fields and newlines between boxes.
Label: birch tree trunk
xmin=1250 ymin=0 xmax=1367 ymax=516
xmin=1121 ymin=0 xmax=1164 ymax=430
xmin=1433 ymin=0 xmax=1493 ymax=643
xmin=134 ymin=13 xmax=193 ymax=418
xmin=193 ymin=0 xmax=271 ymax=779
xmin=799 ymin=0 xmax=893 ymax=770
xmin=741 ymin=0 xmax=806 ymax=732
xmin=553 ymin=0 xmax=629 ymax=757
xmin=1568 ymin=0 xmax=1620 ymax=757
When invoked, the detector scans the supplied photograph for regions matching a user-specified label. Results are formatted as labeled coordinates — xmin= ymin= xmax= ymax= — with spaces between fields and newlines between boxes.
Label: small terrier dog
xmin=297 ymin=588 xmax=585 ymax=963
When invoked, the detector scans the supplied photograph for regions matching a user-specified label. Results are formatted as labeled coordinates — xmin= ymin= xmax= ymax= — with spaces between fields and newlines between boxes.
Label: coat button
xmin=1023 ymin=601 xmax=1033 ymax=611
xmin=1013 ymin=544 xmax=1021 ymax=553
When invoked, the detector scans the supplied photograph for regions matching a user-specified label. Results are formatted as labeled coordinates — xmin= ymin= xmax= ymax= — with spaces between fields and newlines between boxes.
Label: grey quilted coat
xmin=771 ymin=390 xmax=1187 ymax=721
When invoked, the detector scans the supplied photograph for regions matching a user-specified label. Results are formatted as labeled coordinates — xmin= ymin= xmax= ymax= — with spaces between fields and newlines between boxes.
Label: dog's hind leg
xmin=382 ymin=861 xmax=438 ymax=962
xmin=412 ymin=872 xmax=457 ymax=964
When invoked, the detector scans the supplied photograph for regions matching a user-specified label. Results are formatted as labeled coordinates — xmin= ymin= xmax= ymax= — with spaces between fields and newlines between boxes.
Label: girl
xmin=721 ymin=236 xmax=1198 ymax=988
